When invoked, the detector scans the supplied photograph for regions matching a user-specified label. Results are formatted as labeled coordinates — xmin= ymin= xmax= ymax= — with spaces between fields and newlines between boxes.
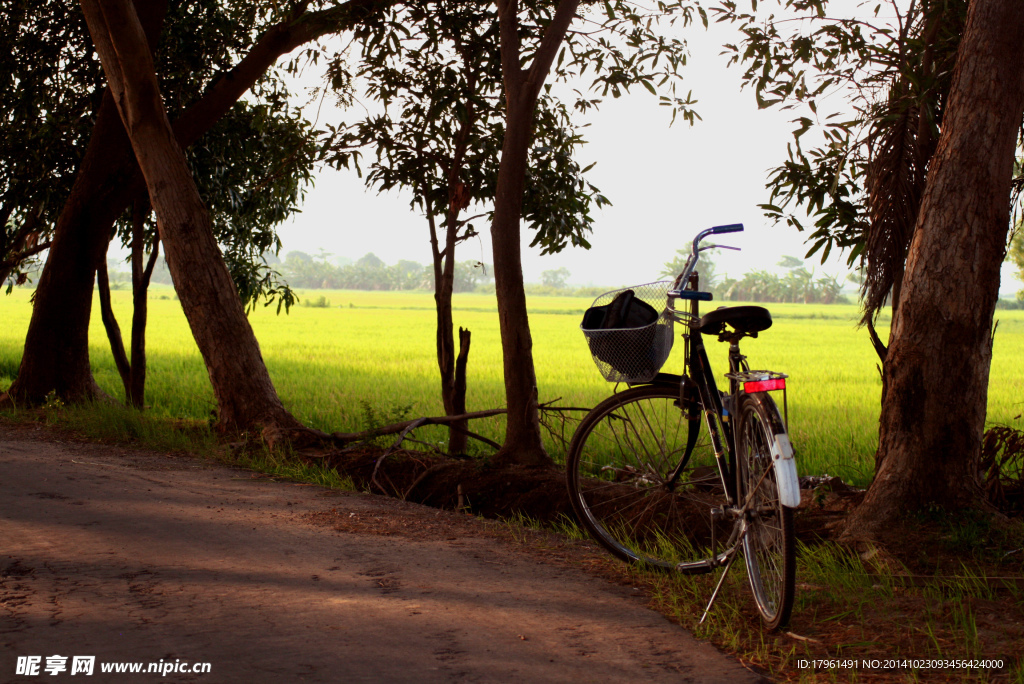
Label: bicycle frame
xmin=667 ymin=271 xmax=750 ymax=508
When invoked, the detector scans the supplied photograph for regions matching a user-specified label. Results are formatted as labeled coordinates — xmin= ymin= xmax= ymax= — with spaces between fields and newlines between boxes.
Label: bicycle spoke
xmin=568 ymin=386 xmax=726 ymax=571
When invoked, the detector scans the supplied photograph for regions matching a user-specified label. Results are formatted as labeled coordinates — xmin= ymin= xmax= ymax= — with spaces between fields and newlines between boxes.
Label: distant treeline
xmin=276 ymin=251 xmax=491 ymax=292
xmin=102 ymin=251 xmax=1024 ymax=307
xmin=712 ymin=271 xmax=848 ymax=305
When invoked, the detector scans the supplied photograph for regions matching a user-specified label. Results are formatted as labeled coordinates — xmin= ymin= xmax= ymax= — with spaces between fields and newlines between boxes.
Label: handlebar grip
xmin=711 ymin=223 xmax=744 ymax=234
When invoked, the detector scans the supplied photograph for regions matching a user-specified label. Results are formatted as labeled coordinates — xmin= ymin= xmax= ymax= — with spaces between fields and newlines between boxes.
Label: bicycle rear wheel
xmin=567 ymin=384 xmax=729 ymax=572
xmin=735 ymin=393 xmax=796 ymax=630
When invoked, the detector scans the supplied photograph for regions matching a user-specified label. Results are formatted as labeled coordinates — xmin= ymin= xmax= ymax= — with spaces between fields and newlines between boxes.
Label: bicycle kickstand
xmin=699 ymin=545 xmax=740 ymax=624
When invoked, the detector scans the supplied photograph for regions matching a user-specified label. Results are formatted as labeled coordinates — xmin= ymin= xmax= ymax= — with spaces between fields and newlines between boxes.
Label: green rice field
xmin=2 ymin=286 xmax=1023 ymax=486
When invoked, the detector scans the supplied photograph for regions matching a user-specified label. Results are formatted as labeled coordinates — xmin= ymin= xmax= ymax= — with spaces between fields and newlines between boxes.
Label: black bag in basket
xmin=581 ymin=289 xmax=660 ymax=376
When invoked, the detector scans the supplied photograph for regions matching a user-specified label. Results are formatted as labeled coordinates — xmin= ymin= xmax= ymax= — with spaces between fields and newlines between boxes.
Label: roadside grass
xmin=225 ymin=446 xmax=358 ymax=491
xmin=651 ymin=534 xmax=1024 ymax=682
xmin=1 ymin=400 xmax=357 ymax=492
xmin=53 ymin=398 xmax=219 ymax=454
xmin=495 ymin=512 xmax=1024 ymax=683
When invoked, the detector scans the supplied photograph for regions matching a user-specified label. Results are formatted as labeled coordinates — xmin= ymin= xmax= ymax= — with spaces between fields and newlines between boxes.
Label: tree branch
xmin=0 ymin=241 xmax=52 ymax=271
xmin=172 ymin=0 xmax=399 ymax=148
xmin=96 ymin=259 xmax=133 ymax=392
xmin=330 ymin=407 xmax=508 ymax=444
xmin=523 ymin=0 xmax=581 ymax=104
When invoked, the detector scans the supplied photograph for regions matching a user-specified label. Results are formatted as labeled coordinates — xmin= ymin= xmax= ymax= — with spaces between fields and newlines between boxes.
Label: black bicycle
xmin=567 ymin=224 xmax=799 ymax=630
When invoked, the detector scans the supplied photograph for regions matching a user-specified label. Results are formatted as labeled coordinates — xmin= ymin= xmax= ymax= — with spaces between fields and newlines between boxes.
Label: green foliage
xmin=712 ymin=0 xmax=994 ymax=320
xmin=356 ymin=253 xmax=385 ymax=270
xmin=540 ymin=268 xmax=571 ymax=289
xmin=661 ymin=248 xmax=722 ymax=292
xmin=321 ymin=0 xmax=706 ymax=262
xmin=1008 ymin=226 xmax=1024 ymax=300
xmin=719 ymin=267 xmax=845 ymax=305
xmin=777 ymin=255 xmax=804 ymax=270
xmin=302 ymin=295 xmax=332 ymax=308
xmin=186 ymin=100 xmax=315 ymax=314
xmin=359 ymin=400 xmax=414 ymax=447
xmin=130 ymin=1 xmax=324 ymax=313
xmin=557 ymin=1 xmax=703 ymax=124
xmin=323 ymin=1 xmax=608 ymax=261
xmin=657 ymin=249 xmax=845 ymax=303
xmin=2 ymin=0 xmax=320 ymax=312
xmin=0 ymin=0 xmax=99 ymax=285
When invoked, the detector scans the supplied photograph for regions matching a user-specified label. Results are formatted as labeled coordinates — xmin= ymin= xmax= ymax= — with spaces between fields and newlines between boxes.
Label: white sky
xmin=278 ymin=9 xmax=1021 ymax=293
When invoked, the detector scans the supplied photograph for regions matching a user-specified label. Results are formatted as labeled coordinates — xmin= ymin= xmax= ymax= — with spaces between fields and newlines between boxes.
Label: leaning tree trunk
xmin=841 ymin=0 xmax=1024 ymax=540
xmin=6 ymin=93 xmax=135 ymax=404
xmin=4 ymin=0 xmax=389 ymax=408
xmin=3 ymin=0 xmax=166 ymax=406
xmin=79 ymin=0 xmax=301 ymax=432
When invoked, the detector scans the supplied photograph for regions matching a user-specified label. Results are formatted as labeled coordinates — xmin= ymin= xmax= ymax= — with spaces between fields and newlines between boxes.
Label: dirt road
xmin=0 ymin=426 xmax=763 ymax=683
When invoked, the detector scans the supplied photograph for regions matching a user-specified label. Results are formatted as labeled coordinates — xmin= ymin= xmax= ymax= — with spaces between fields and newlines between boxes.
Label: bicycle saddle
xmin=696 ymin=305 xmax=772 ymax=337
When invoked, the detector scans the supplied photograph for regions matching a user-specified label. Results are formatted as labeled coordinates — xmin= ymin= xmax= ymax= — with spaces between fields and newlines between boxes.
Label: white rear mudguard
xmin=770 ymin=433 xmax=800 ymax=508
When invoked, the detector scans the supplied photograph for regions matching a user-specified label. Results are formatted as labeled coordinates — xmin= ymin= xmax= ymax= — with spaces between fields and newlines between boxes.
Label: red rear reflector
xmin=744 ymin=378 xmax=786 ymax=393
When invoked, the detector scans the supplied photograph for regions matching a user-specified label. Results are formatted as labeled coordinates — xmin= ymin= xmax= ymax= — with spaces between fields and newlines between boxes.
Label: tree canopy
xmin=0 ymin=0 xmax=101 ymax=287
xmin=1 ymin=0 xmax=324 ymax=309
xmin=711 ymin=0 xmax=1021 ymax=325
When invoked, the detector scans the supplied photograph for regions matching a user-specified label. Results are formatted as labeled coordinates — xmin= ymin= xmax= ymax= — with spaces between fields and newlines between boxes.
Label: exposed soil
xmin=0 ymin=421 xmax=763 ymax=683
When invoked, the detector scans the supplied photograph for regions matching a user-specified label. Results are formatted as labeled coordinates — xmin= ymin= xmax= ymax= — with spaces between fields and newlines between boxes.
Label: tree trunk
xmin=2 ymin=0 xmax=166 ymax=406
xmin=4 ymin=0 xmax=391 ymax=408
xmin=490 ymin=99 xmax=548 ymax=466
xmin=129 ymin=201 xmax=159 ymax=409
xmin=79 ymin=0 xmax=301 ymax=432
xmin=429 ymin=93 xmax=477 ymax=455
xmin=450 ymin=326 xmax=471 ymax=453
xmin=489 ymin=0 xmax=580 ymax=467
xmin=432 ymin=216 xmax=464 ymax=453
xmin=842 ymin=0 xmax=1024 ymax=540
xmin=432 ymin=218 xmax=473 ymax=455
xmin=95 ymin=199 xmax=157 ymax=409
xmin=96 ymin=259 xmax=132 ymax=393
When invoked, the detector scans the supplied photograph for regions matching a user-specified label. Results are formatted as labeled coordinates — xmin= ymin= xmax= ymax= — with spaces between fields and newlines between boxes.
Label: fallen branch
xmin=331 ymin=407 xmax=507 ymax=445
xmin=262 ymin=407 xmax=508 ymax=452
xmin=538 ymin=398 xmax=593 ymax=455
xmin=371 ymin=418 xmax=429 ymax=494
xmin=448 ymin=423 xmax=501 ymax=450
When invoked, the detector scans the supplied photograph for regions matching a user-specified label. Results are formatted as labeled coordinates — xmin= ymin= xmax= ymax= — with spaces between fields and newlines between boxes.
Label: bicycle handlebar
xmin=669 ymin=223 xmax=744 ymax=293
xmin=711 ymin=223 xmax=744 ymax=235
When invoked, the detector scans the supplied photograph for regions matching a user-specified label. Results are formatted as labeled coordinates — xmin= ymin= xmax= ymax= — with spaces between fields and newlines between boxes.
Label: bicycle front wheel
xmin=735 ymin=393 xmax=796 ymax=630
xmin=567 ymin=384 xmax=729 ymax=572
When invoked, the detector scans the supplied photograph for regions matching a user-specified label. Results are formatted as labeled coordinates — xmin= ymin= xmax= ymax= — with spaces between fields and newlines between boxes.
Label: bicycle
xmin=567 ymin=223 xmax=799 ymax=630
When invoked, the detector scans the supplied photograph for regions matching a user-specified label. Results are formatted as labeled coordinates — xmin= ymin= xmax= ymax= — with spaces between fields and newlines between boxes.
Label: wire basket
xmin=580 ymin=281 xmax=674 ymax=383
